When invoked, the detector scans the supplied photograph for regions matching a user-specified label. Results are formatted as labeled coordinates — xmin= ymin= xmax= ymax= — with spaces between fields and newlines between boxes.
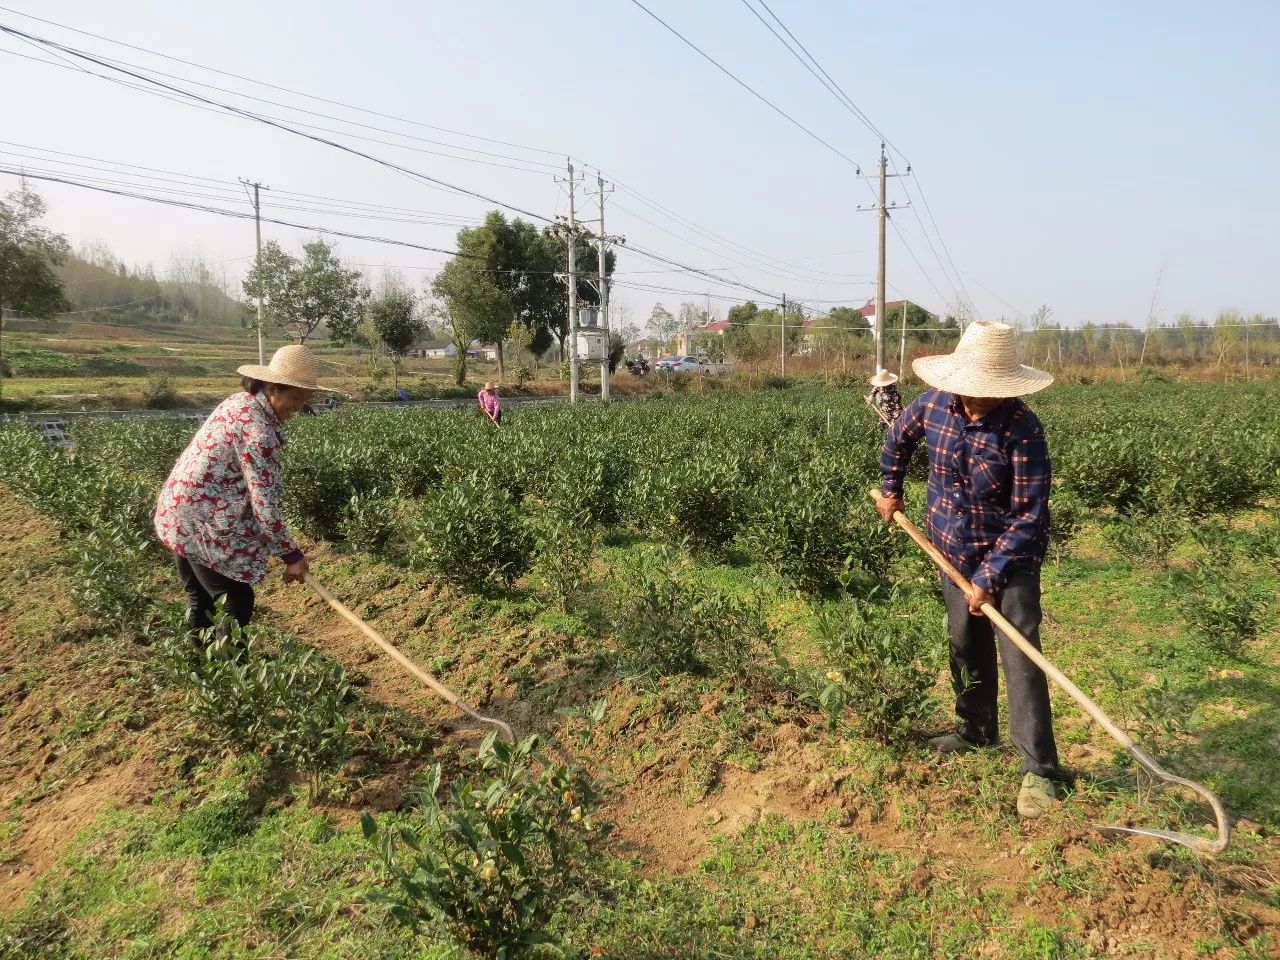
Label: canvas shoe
xmin=1017 ymin=773 xmax=1059 ymax=819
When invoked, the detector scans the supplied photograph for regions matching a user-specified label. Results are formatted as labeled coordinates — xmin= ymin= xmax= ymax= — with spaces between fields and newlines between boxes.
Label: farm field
xmin=1 ymin=318 xmax=636 ymax=411
xmin=0 ymin=381 xmax=1278 ymax=959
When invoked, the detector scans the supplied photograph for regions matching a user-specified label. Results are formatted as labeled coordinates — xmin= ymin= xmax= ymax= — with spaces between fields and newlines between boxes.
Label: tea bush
xmin=363 ymin=733 xmax=608 ymax=960
xmin=816 ymin=600 xmax=940 ymax=746
xmin=413 ymin=471 xmax=533 ymax=593
xmin=1169 ymin=567 xmax=1270 ymax=660
xmin=157 ymin=613 xmax=354 ymax=795
xmin=613 ymin=550 xmax=774 ymax=676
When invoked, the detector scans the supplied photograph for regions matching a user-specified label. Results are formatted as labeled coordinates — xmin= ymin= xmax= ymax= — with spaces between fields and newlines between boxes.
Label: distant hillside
xmin=52 ymin=245 xmax=248 ymax=328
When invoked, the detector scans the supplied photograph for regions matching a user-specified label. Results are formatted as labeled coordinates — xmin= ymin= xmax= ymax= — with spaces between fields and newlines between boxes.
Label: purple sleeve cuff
xmin=281 ymin=549 xmax=305 ymax=565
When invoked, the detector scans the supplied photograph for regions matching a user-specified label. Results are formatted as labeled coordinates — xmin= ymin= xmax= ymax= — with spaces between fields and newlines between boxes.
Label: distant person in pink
xmin=478 ymin=381 xmax=502 ymax=425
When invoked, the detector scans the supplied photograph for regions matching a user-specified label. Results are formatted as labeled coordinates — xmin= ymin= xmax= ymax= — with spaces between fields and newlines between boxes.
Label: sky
xmin=1 ymin=0 xmax=1277 ymax=333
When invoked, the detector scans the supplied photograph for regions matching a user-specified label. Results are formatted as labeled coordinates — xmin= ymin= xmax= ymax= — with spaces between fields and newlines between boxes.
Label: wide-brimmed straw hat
xmin=236 ymin=344 xmax=332 ymax=392
xmin=912 ymin=320 xmax=1053 ymax=398
xmin=869 ymin=369 xmax=899 ymax=388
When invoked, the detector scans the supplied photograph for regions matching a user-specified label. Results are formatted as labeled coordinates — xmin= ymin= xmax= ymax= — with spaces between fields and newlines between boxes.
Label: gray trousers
xmin=941 ymin=570 xmax=1060 ymax=778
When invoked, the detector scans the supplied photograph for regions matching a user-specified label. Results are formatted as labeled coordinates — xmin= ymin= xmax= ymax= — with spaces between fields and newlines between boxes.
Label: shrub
xmin=69 ymin=519 xmax=153 ymax=631
xmin=1102 ymin=511 xmax=1186 ymax=569
xmin=816 ymin=601 xmax=938 ymax=746
xmin=142 ymin=373 xmax=180 ymax=408
xmin=413 ymin=471 xmax=533 ymax=593
xmin=530 ymin=503 xmax=597 ymax=611
xmin=337 ymin=490 xmax=406 ymax=559
xmin=157 ymin=612 xmax=354 ymax=796
xmin=1169 ymin=567 xmax=1269 ymax=660
xmin=745 ymin=458 xmax=896 ymax=593
xmin=629 ymin=452 xmax=746 ymax=557
xmin=363 ymin=733 xmax=608 ymax=960
xmin=1048 ymin=489 xmax=1086 ymax=561
xmin=613 ymin=550 xmax=773 ymax=676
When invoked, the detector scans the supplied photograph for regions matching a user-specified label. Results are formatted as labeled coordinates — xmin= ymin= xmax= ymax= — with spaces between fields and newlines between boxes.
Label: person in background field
xmin=875 ymin=321 xmax=1063 ymax=819
xmin=154 ymin=344 xmax=332 ymax=632
xmin=867 ymin=368 xmax=902 ymax=426
xmin=478 ymin=381 xmax=502 ymax=425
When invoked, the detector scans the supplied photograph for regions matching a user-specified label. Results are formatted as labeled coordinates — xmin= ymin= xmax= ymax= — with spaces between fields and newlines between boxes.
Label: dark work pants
xmin=174 ymin=554 xmax=255 ymax=632
xmin=941 ymin=570 xmax=1060 ymax=778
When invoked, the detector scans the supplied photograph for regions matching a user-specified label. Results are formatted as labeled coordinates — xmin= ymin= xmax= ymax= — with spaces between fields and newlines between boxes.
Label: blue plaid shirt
xmin=880 ymin=390 xmax=1051 ymax=592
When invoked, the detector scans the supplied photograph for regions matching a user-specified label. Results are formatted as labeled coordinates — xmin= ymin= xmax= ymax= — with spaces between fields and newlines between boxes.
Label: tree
xmin=0 ymin=184 xmax=70 ymax=402
xmin=646 ymin=303 xmax=680 ymax=349
xmin=368 ymin=289 xmax=423 ymax=389
xmin=242 ymin=238 xmax=368 ymax=344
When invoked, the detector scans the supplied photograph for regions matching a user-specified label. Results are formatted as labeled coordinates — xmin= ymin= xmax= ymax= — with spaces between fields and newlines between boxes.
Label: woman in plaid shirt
xmin=875 ymin=321 xmax=1063 ymax=819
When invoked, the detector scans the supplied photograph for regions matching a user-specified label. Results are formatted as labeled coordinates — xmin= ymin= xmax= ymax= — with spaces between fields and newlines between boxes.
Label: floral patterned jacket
xmin=154 ymin=391 xmax=303 ymax=584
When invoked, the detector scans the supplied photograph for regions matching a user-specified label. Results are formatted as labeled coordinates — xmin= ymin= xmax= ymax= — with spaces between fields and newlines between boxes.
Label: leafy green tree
xmin=368 ymin=289 xmax=423 ymax=388
xmin=0 ymin=184 xmax=70 ymax=401
xmin=647 ymin=303 xmax=679 ymax=350
xmin=727 ymin=301 xmax=759 ymax=327
xmin=242 ymin=238 xmax=368 ymax=344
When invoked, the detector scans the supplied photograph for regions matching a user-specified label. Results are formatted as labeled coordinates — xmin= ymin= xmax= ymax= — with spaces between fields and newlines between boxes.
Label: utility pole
xmin=857 ymin=144 xmax=910 ymax=378
xmin=549 ymin=161 xmax=588 ymax=403
xmin=240 ymin=179 xmax=269 ymax=364
xmin=780 ymin=294 xmax=787 ymax=378
xmin=567 ymin=160 xmax=580 ymax=403
xmin=597 ymin=172 xmax=613 ymax=402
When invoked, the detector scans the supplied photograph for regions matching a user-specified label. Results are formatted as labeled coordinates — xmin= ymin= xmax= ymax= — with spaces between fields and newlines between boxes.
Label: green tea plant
xmin=744 ymin=458 xmax=896 ymax=593
xmin=337 ymin=490 xmax=406 ymax=559
xmin=529 ymin=503 xmax=597 ymax=611
xmin=612 ymin=550 xmax=774 ymax=676
xmin=363 ymin=733 xmax=608 ymax=960
xmin=413 ymin=471 xmax=533 ymax=593
xmin=1169 ymin=567 xmax=1270 ymax=660
xmin=816 ymin=600 xmax=939 ymax=746
xmin=69 ymin=518 xmax=153 ymax=631
xmin=1103 ymin=509 xmax=1186 ymax=569
xmin=629 ymin=451 xmax=746 ymax=558
xmin=156 ymin=611 xmax=354 ymax=796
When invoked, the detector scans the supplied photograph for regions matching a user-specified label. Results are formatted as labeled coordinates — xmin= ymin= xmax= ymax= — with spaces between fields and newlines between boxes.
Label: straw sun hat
xmin=912 ymin=320 xmax=1053 ymax=398
xmin=236 ymin=344 xmax=334 ymax=392
xmin=869 ymin=369 xmax=899 ymax=388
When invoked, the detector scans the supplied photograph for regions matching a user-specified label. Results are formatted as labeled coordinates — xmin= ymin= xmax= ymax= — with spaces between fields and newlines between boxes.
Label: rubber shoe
xmin=928 ymin=732 xmax=978 ymax=756
xmin=1017 ymin=773 xmax=1059 ymax=819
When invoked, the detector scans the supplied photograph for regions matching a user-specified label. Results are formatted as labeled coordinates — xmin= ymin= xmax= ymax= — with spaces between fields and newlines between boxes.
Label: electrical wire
xmin=0 ymin=4 xmax=565 ymax=158
xmin=0 ymin=25 xmax=557 ymax=222
xmin=624 ymin=0 xmax=864 ymax=170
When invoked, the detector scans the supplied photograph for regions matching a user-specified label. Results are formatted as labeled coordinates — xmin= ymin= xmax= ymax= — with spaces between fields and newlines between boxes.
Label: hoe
xmin=869 ymin=489 xmax=1231 ymax=854
xmin=305 ymin=574 xmax=515 ymax=743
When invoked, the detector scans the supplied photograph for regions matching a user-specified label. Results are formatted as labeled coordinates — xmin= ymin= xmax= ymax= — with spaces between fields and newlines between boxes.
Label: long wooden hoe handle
xmin=867 ymin=489 xmax=1230 ymax=854
xmin=304 ymin=574 xmax=515 ymax=743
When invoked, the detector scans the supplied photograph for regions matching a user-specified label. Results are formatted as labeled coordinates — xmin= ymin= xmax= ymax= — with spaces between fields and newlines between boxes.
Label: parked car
xmin=661 ymin=355 xmax=715 ymax=373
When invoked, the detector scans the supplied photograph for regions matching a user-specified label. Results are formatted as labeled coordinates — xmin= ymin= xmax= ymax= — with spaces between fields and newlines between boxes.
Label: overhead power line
xmin=0 ymin=24 xmax=556 ymax=223
xmin=0 ymin=167 xmax=474 ymax=259
xmin=0 ymin=4 xmax=564 ymax=158
xmin=625 ymin=0 xmax=863 ymax=171
xmin=739 ymin=0 xmax=976 ymax=316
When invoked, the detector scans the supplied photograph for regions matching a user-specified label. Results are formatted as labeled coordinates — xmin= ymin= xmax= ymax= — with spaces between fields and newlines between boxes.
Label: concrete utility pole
xmin=566 ymin=160 xmax=580 ymax=403
xmin=857 ymin=144 xmax=910 ymax=378
xmin=240 ymin=179 xmax=269 ymax=364
xmin=597 ymin=172 xmax=612 ymax=402
xmin=780 ymin=293 xmax=787 ymax=378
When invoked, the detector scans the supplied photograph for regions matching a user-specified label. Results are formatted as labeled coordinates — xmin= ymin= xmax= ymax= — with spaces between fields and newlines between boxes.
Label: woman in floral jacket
xmin=154 ymin=345 xmax=328 ymax=631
